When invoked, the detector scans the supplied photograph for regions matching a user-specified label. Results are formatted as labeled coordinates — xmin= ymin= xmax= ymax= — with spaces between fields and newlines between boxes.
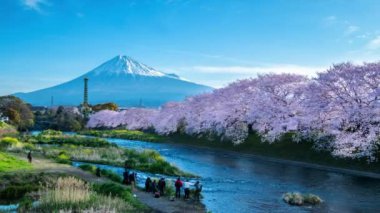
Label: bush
xmin=0 ymin=184 xmax=38 ymax=200
xmin=92 ymin=183 xmax=145 ymax=210
xmin=40 ymin=129 xmax=63 ymax=136
xmin=18 ymin=196 xmax=34 ymax=212
xmin=33 ymin=176 xmax=135 ymax=212
xmin=283 ymin=192 xmax=323 ymax=206
xmin=0 ymin=137 xmax=21 ymax=149
xmin=78 ymin=164 xmax=96 ymax=172
xmin=56 ymin=152 xmax=71 ymax=164
xmin=78 ymin=164 xmax=122 ymax=183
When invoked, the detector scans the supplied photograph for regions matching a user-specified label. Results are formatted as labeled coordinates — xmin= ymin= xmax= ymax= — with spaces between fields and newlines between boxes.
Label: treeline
xmin=88 ymin=62 xmax=380 ymax=161
xmin=0 ymin=96 xmax=118 ymax=132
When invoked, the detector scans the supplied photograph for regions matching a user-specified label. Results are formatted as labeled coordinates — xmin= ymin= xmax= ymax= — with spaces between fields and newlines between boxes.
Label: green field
xmin=0 ymin=152 xmax=31 ymax=172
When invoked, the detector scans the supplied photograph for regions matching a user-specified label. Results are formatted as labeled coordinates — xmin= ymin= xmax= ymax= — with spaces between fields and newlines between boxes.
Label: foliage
xmin=87 ymin=62 xmax=380 ymax=161
xmin=0 ymin=96 xmax=34 ymax=130
xmin=33 ymin=176 xmax=134 ymax=212
xmin=0 ymin=172 xmax=56 ymax=202
xmin=33 ymin=106 xmax=85 ymax=131
xmin=0 ymin=121 xmax=18 ymax=137
xmin=39 ymin=129 xmax=63 ymax=136
xmin=92 ymin=183 xmax=147 ymax=210
xmin=0 ymin=152 xmax=31 ymax=172
xmin=91 ymin=102 xmax=119 ymax=112
xmin=80 ymin=129 xmax=167 ymax=142
xmin=34 ymin=131 xmax=113 ymax=148
xmin=31 ymin=133 xmax=193 ymax=177
xmin=283 ymin=192 xmax=323 ymax=206
xmin=0 ymin=137 xmax=22 ymax=149
xmin=78 ymin=164 xmax=123 ymax=183
xmin=18 ymin=196 xmax=34 ymax=212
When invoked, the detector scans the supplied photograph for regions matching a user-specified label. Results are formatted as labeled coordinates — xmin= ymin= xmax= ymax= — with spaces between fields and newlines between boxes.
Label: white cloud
xmin=190 ymin=64 xmax=325 ymax=77
xmin=366 ymin=36 xmax=380 ymax=50
xmin=323 ymin=16 xmax=337 ymax=26
xmin=22 ymin=0 xmax=47 ymax=12
xmin=345 ymin=25 xmax=359 ymax=35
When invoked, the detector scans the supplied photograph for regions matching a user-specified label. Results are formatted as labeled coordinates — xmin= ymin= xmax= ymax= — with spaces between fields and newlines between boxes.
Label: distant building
xmin=0 ymin=113 xmax=9 ymax=122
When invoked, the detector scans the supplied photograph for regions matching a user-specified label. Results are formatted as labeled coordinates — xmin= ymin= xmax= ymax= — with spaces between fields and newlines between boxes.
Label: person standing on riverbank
xmin=194 ymin=181 xmax=202 ymax=201
xmin=129 ymin=172 xmax=136 ymax=191
xmin=27 ymin=151 xmax=32 ymax=163
xmin=145 ymin=177 xmax=152 ymax=192
xmin=175 ymin=177 xmax=183 ymax=198
xmin=184 ymin=181 xmax=190 ymax=200
xmin=158 ymin=178 xmax=166 ymax=195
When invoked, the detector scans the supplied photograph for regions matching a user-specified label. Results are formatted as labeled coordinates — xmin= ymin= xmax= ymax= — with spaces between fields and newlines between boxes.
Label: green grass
xmin=78 ymin=164 xmax=123 ymax=183
xmin=0 ymin=172 xmax=58 ymax=203
xmin=92 ymin=182 xmax=148 ymax=211
xmin=0 ymin=152 xmax=31 ymax=172
xmin=34 ymin=133 xmax=114 ymax=148
xmin=28 ymin=131 xmax=195 ymax=177
xmin=0 ymin=121 xmax=18 ymax=137
xmin=31 ymin=176 xmax=136 ymax=213
xmin=80 ymin=129 xmax=167 ymax=142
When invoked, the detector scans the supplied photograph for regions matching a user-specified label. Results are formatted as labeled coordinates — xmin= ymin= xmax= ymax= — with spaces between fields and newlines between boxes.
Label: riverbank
xmin=28 ymin=130 xmax=195 ymax=177
xmin=0 ymin=153 xmax=206 ymax=212
xmin=80 ymin=130 xmax=380 ymax=177
xmin=0 ymin=130 xmax=205 ymax=212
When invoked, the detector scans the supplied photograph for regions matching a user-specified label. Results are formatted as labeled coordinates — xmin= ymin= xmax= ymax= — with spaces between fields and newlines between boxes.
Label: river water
xmin=75 ymin=137 xmax=379 ymax=213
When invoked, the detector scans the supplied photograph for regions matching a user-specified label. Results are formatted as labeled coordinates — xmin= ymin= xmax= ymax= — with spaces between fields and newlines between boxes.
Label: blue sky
xmin=1 ymin=0 xmax=380 ymax=95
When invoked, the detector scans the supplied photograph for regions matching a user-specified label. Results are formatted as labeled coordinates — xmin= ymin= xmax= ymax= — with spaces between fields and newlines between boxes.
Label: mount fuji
xmin=14 ymin=55 xmax=213 ymax=107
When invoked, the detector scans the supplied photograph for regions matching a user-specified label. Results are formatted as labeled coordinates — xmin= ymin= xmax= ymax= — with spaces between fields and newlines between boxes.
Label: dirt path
xmin=134 ymin=190 xmax=206 ymax=213
xmin=7 ymin=153 xmax=207 ymax=213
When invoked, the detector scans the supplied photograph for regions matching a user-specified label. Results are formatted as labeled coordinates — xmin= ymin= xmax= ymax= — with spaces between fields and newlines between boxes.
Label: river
xmin=72 ymin=137 xmax=380 ymax=213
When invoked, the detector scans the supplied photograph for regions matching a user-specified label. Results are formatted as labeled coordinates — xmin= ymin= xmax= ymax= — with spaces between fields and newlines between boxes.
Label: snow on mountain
xmin=92 ymin=55 xmax=170 ymax=77
xmin=14 ymin=55 xmax=213 ymax=107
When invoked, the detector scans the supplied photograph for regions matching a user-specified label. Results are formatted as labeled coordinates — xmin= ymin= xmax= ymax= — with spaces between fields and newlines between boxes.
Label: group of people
xmin=123 ymin=169 xmax=137 ymax=190
xmin=98 ymin=160 xmax=203 ymax=201
xmin=145 ymin=177 xmax=166 ymax=198
xmin=122 ymin=161 xmax=137 ymax=191
xmin=175 ymin=177 xmax=202 ymax=201
xmin=144 ymin=176 xmax=203 ymax=201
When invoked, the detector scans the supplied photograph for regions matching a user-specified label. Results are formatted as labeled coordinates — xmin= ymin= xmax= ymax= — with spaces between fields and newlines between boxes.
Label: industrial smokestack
xmin=84 ymin=77 xmax=88 ymax=106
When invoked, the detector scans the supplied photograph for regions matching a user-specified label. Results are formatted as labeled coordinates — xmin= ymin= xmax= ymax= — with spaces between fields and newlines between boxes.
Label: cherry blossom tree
xmin=87 ymin=62 xmax=380 ymax=160
xmin=303 ymin=63 xmax=380 ymax=160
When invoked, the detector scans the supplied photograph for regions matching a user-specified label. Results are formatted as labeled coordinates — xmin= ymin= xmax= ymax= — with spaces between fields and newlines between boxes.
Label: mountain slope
xmin=14 ymin=55 xmax=213 ymax=107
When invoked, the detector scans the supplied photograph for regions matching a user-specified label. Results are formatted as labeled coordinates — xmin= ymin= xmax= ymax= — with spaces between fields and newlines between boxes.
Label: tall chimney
xmin=84 ymin=77 xmax=88 ymax=106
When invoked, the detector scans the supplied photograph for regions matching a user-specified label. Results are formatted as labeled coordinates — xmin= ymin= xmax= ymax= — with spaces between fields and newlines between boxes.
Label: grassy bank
xmin=80 ymin=129 xmax=167 ymax=142
xmin=0 ymin=152 xmax=31 ymax=172
xmin=26 ymin=130 xmax=194 ymax=177
xmin=81 ymin=129 xmax=380 ymax=174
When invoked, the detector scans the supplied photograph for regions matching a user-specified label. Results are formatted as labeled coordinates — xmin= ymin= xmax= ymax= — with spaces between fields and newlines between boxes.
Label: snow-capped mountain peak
xmin=91 ymin=55 xmax=169 ymax=77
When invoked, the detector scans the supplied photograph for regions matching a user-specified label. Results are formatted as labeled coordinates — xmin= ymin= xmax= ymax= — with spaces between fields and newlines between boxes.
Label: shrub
xmin=40 ymin=129 xmax=63 ymax=136
xmin=34 ymin=176 xmax=133 ymax=212
xmin=78 ymin=164 xmax=96 ymax=172
xmin=39 ymin=176 xmax=91 ymax=204
xmin=0 ymin=184 xmax=38 ymax=200
xmin=56 ymin=152 xmax=71 ymax=164
xmin=0 ymin=137 xmax=21 ymax=149
xmin=92 ymin=183 xmax=145 ymax=210
xmin=18 ymin=196 xmax=34 ymax=212
xmin=283 ymin=192 xmax=322 ymax=206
